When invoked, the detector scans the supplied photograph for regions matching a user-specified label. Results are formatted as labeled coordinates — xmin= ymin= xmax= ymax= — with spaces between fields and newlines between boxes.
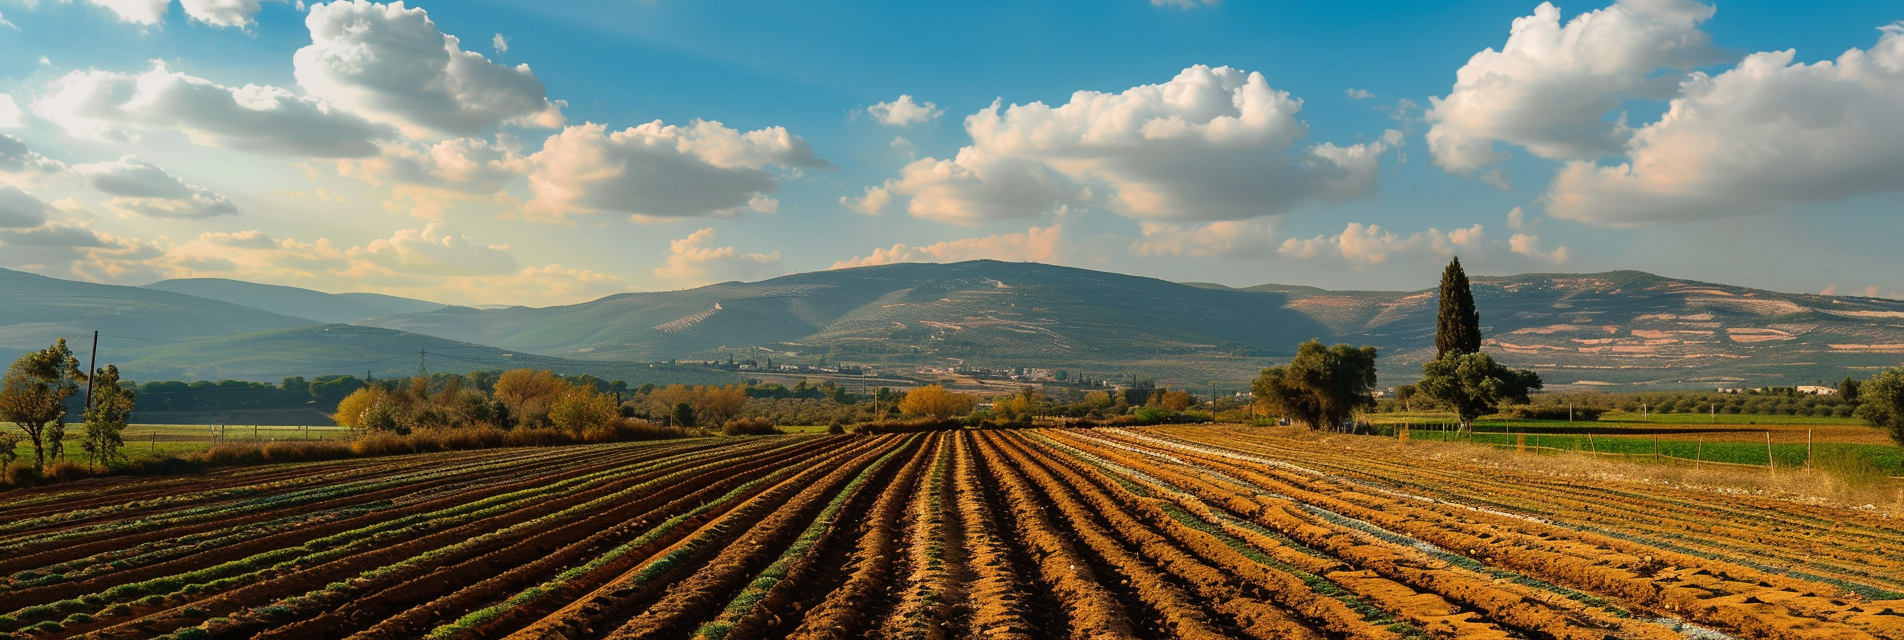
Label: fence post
xmin=1696 ymin=435 xmax=1703 ymax=470
xmin=1806 ymin=429 xmax=1813 ymax=473
xmin=1654 ymin=438 xmax=1659 ymax=464
xmin=1588 ymin=432 xmax=1596 ymax=455
xmin=1766 ymin=431 xmax=1775 ymax=475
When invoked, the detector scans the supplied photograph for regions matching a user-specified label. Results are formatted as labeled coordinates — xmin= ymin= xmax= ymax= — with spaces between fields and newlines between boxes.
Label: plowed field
xmin=2 ymin=428 xmax=1900 ymax=640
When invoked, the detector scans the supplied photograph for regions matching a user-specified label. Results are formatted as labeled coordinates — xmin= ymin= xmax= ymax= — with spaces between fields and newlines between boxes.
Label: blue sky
xmin=0 ymin=0 xmax=1899 ymax=305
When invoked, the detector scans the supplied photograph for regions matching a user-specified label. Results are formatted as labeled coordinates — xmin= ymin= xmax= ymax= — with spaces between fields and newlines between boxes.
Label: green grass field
xmin=1401 ymin=427 xmax=1904 ymax=474
xmin=1370 ymin=410 xmax=1865 ymax=427
xmin=7 ymin=423 xmax=352 ymax=462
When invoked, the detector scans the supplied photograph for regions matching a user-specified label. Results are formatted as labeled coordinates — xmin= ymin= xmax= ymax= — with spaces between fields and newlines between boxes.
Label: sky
xmin=0 ymin=0 xmax=1899 ymax=306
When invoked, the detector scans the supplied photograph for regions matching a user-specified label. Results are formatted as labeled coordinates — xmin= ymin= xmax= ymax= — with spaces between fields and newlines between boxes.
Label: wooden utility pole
xmin=83 ymin=330 xmax=99 ymax=410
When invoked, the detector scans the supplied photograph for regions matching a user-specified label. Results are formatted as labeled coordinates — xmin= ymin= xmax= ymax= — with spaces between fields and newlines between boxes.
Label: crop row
xmin=1 ymin=427 xmax=1898 ymax=639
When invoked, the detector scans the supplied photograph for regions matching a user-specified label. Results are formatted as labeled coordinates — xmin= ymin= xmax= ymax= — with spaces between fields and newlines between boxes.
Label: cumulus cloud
xmin=867 ymin=95 xmax=943 ymax=127
xmin=0 ymin=94 xmax=21 ymax=128
xmin=80 ymin=0 xmax=170 ymax=24
xmin=492 ymin=33 xmax=508 ymax=54
xmin=0 ymin=222 xmax=165 ymax=282
xmin=1508 ymin=232 xmax=1571 ymax=263
xmin=524 ymin=120 xmax=828 ymax=221
xmin=1545 ymin=24 xmax=1904 ymax=226
xmin=1130 ymin=219 xmax=1281 ymax=258
xmin=0 ymin=135 xmax=67 ymax=184
xmin=34 ymin=63 xmax=390 ymax=157
xmin=1425 ymin=0 xmax=1722 ymax=175
xmin=180 ymin=0 xmax=270 ymax=27
xmin=0 ymin=186 xmax=54 ymax=228
xmin=359 ymin=223 xmax=517 ymax=275
xmin=653 ymin=227 xmax=783 ymax=284
xmin=71 ymin=156 xmax=237 ymax=219
xmin=860 ymin=66 xmax=1396 ymax=225
xmin=294 ymin=0 xmax=565 ymax=137
xmin=832 ymin=224 xmax=1064 ymax=269
xmin=1345 ymin=88 xmax=1375 ymax=99
xmin=1278 ymin=222 xmax=1485 ymax=268
xmin=851 ymin=148 xmax=1089 ymax=224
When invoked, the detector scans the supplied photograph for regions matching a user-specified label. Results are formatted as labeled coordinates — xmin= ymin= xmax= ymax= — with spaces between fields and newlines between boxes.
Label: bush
xmin=721 ymin=417 xmax=782 ymax=436
xmin=46 ymin=459 xmax=89 ymax=482
xmin=5 ymin=462 xmax=46 ymax=486
xmin=1503 ymin=405 xmax=1603 ymax=421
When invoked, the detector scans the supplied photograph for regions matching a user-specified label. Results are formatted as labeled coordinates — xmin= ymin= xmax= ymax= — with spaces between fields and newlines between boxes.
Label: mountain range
xmin=3 ymin=262 xmax=1900 ymax=390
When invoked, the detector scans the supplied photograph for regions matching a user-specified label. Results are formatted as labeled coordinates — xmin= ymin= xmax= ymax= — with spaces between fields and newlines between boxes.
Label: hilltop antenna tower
xmin=418 ymin=349 xmax=428 ymax=378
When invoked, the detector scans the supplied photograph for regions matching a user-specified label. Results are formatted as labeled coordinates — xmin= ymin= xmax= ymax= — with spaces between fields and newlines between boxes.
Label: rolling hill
xmin=358 ymin=261 xmax=1904 ymax=389
xmin=144 ymin=278 xmax=445 ymax=323
xmin=115 ymin=324 xmax=740 ymax=386
xmin=0 ymin=268 xmax=316 ymax=364
xmin=7 ymin=262 xmax=1902 ymax=389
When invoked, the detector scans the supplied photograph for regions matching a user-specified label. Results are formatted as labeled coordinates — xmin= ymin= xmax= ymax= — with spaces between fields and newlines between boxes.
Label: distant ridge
xmin=145 ymin=278 xmax=444 ymax=323
xmin=5 ymin=263 xmax=1903 ymax=388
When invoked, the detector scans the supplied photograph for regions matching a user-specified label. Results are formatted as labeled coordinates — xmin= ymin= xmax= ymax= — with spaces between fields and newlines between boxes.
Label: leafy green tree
xmin=670 ymin=402 xmax=697 ymax=428
xmin=1841 ymin=376 xmax=1863 ymax=404
xmin=1855 ymin=368 xmax=1904 ymax=446
xmin=0 ymin=339 xmax=85 ymax=468
xmin=1417 ymin=352 xmax=1542 ymax=430
xmin=1252 ymin=340 xmax=1379 ymax=430
xmin=1436 ymin=257 xmax=1481 ymax=357
xmin=82 ymin=365 xmax=135 ymax=471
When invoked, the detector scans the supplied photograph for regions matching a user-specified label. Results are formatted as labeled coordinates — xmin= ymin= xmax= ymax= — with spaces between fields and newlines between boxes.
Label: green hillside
xmin=116 ymin=324 xmax=739 ymax=386
xmin=362 ymin=262 xmax=1904 ymax=389
xmin=0 ymin=268 xmax=316 ymax=362
xmin=144 ymin=278 xmax=445 ymax=323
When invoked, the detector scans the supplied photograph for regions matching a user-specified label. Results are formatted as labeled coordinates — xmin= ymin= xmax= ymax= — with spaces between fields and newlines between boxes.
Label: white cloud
xmin=1505 ymin=206 xmax=1526 ymax=229
xmin=1345 ymin=88 xmax=1375 ymax=99
xmin=1545 ymin=24 xmax=1904 ymax=226
xmin=1479 ymin=169 xmax=1513 ymax=191
xmin=169 ymin=227 xmax=622 ymax=304
xmin=34 ymin=63 xmax=391 ymax=157
xmin=1278 ymin=222 xmax=1485 ymax=268
xmin=492 ymin=33 xmax=508 ymax=54
xmin=80 ymin=0 xmax=170 ymax=24
xmin=71 ymin=155 xmax=237 ymax=219
xmin=359 ymin=223 xmax=517 ymax=276
xmin=0 ymin=222 xmax=165 ymax=283
xmin=0 ymin=135 xmax=67 ymax=184
xmin=832 ymin=224 xmax=1064 ymax=268
xmin=180 ymin=0 xmax=270 ymax=27
xmin=864 ymin=66 xmax=1396 ymax=225
xmin=867 ymin=95 xmax=943 ymax=127
xmin=858 ymin=147 xmax=1089 ymax=224
xmin=1130 ymin=219 xmax=1281 ymax=258
xmin=1425 ymin=0 xmax=1722 ymax=175
xmin=523 ymin=120 xmax=828 ymax=221
xmin=0 ymin=10 xmax=14 ymax=29
xmin=1508 ymin=232 xmax=1571 ymax=264
xmin=0 ymin=94 xmax=21 ymax=127
xmin=653 ymin=227 xmax=783 ymax=284
xmin=0 ymin=186 xmax=54 ymax=228
xmin=1151 ymin=0 xmax=1217 ymax=8
xmin=295 ymin=0 xmax=565 ymax=138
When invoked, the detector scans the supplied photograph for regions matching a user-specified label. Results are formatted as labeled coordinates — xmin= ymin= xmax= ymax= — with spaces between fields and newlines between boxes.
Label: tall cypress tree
xmin=1436 ymin=257 xmax=1481 ymax=357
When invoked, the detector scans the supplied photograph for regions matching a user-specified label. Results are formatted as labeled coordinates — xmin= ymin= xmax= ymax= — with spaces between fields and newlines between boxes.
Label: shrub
xmin=721 ymin=417 xmax=781 ymax=436
xmin=1503 ymin=405 xmax=1603 ymax=421
xmin=5 ymin=462 xmax=45 ymax=487
xmin=46 ymin=459 xmax=88 ymax=482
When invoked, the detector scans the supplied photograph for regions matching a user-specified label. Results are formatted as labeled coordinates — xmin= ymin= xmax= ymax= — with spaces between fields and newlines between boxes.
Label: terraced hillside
xmin=1241 ymin=270 xmax=1904 ymax=387
xmin=1 ymin=428 xmax=1899 ymax=639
